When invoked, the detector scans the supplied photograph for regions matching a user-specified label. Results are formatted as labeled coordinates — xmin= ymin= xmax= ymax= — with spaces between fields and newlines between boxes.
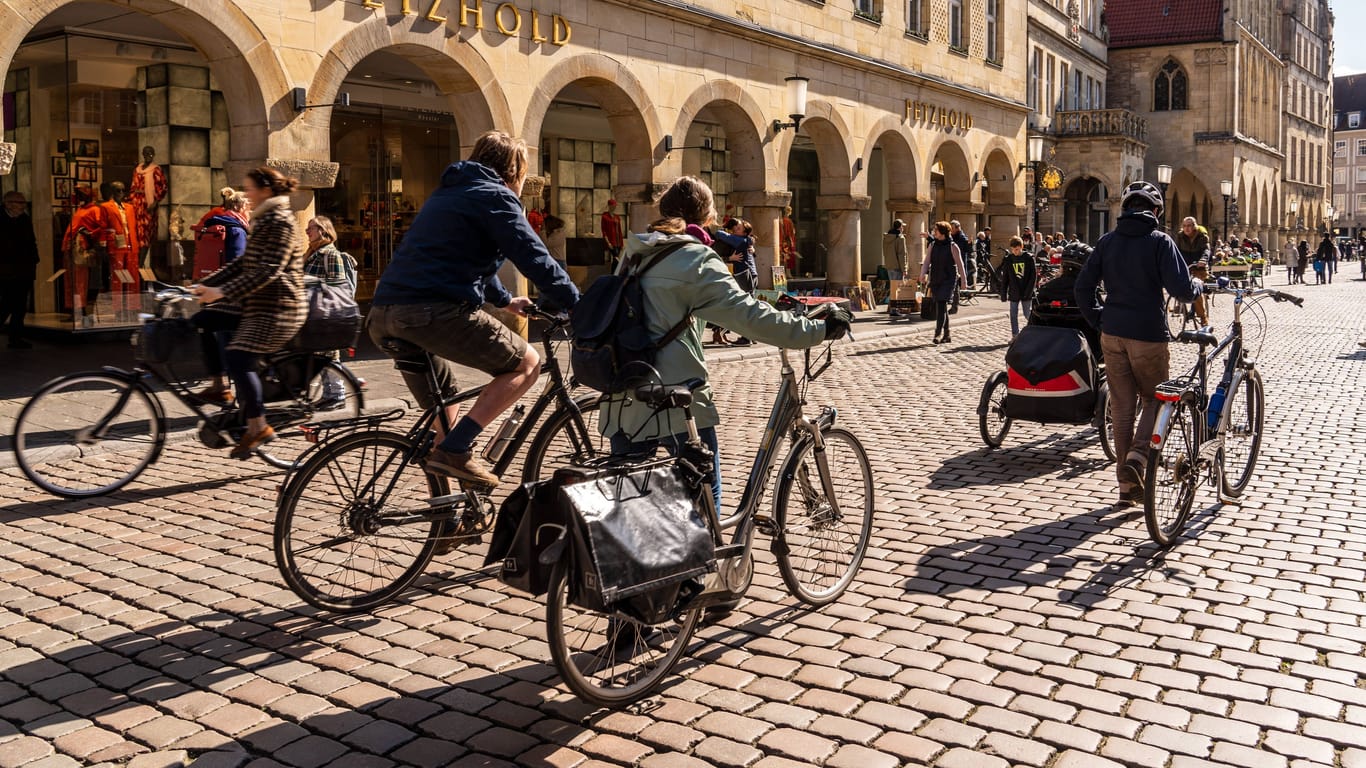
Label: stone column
xmin=732 ymin=190 xmax=791 ymax=290
xmin=817 ymin=194 xmax=871 ymax=290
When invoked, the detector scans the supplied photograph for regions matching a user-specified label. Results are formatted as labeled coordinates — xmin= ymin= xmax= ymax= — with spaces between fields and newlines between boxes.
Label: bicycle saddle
xmin=1176 ymin=329 xmax=1219 ymax=347
xmin=378 ymin=337 xmax=425 ymax=356
xmin=634 ymin=378 xmax=705 ymax=409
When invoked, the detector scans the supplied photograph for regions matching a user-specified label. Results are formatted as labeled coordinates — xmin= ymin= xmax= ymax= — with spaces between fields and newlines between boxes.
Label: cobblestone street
xmin=1 ymin=279 xmax=1364 ymax=768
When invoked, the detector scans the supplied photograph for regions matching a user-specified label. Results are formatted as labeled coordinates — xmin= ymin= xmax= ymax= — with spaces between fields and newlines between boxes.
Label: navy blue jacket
xmin=372 ymin=161 xmax=580 ymax=311
xmin=202 ymin=213 xmax=248 ymax=264
xmin=1075 ymin=210 xmax=1199 ymax=343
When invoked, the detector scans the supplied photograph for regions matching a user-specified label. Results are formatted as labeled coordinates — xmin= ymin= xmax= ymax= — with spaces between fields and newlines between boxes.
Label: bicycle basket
xmin=135 ymin=317 xmax=198 ymax=364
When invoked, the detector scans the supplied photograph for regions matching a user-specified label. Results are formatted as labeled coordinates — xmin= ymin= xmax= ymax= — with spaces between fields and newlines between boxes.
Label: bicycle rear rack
xmin=298 ymin=407 xmax=408 ymax=444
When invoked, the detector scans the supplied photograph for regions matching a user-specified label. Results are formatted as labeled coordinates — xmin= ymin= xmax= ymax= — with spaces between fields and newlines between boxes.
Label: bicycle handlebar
xmin=1200 ymin=283 xmax=1304 ymax=307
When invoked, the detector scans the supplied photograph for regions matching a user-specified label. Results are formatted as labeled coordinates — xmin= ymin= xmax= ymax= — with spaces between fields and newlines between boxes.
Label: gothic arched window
xmin=1154 ymin=60 xmax=1189 ymax=111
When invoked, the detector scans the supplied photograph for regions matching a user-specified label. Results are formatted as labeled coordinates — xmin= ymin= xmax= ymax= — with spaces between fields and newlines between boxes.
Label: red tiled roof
xmin=1107 ymin=0 xmax=1225 ymax=50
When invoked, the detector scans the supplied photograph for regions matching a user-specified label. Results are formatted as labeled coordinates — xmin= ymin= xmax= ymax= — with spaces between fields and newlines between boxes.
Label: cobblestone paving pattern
xmin=0 ymin=279 xmax=1363 ymax=767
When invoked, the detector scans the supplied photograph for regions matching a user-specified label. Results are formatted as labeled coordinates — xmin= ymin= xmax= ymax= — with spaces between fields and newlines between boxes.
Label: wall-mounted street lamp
xmin=772 ymin=76 xmax=810 ymax=134
xmin=1023 ymin=135 xmax=1046 ymax=234
xmin=291 ymin=87 xmax=351 ymax=112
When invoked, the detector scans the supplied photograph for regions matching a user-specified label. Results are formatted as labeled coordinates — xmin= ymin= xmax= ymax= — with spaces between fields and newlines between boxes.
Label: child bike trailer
xmin=977 ymin=324 xmax=1117 ymax=462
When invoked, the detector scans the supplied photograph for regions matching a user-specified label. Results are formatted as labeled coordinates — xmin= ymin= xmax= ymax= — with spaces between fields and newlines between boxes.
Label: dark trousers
xmin=192 ymin=308 xmax=239 ymax=376
xmin=934 ymin=299 xmax=952 ymax=338
xmin=0 ymin=276 xmax=34 ymax=339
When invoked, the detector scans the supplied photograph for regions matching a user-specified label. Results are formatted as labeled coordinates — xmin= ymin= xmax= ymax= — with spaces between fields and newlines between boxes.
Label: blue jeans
xmin=609 ymin=426 xmax=722 ymax=516
xmin=1010 ymin=299 xmax=1033 ymax=336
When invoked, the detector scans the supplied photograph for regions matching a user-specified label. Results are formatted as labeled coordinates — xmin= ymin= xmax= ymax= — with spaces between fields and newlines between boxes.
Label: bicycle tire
xmin=1165 ymin=295 xmax=1191 ymax=339
xmin=979 ymin=372 xmax=1012 ymax=448
xmin=772 ymin=426 xmax=874 ymax=606
xmin=544 ymin=559 xmax=700 ymax=707
xmin=519 ymin=394 xmax=605 ymax=484
xmin=1143 ymin=398 xmax=1200 ymax=547
xmin=1218 ymin=368 xmax=1264 ymax=498
xmin=1096 ymin=382 xmax=1118 ymax=463
xmin=258 ymin=358 xmax=365 ymax=471
xmin=274 ymin=430 xmax=445 ymax=613
xmin=13 ymin=372 xmax=164 ymax=498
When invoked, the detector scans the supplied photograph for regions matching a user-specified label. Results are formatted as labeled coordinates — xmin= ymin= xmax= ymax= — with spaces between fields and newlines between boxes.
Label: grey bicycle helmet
xmin=1060 ymin=242 xmax=1094 ymax=271
xmin=1122 ymin=181 xmax=1164 ymax=212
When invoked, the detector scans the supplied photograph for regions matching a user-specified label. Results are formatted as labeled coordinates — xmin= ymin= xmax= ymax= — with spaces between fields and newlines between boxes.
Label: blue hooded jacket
xmin=201 ymin=213 xmax=248 ymax=264
xmin=1075 ymin=209 xmax=1200 ymax=343
xmin=371 ymin=161 xmax=580 ymax=311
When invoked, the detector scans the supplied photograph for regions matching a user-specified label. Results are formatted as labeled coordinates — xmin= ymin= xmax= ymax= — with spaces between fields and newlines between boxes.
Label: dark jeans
xmin=224 ymin=348 xmax=265 ymax=419
xmin=610 ymin=426 xmax=722 ymax=516
xmin=192 ymin=308 xmax=239 ymax=376
xmin=934 ymin=299 xmax=953 ymax=338
xmin=0 ymin=275 xmax=33 ymax=339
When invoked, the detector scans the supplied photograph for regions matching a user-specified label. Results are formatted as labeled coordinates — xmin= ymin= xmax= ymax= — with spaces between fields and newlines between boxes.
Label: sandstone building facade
xmin=1 ymin=0 xmax=1035 ymax=332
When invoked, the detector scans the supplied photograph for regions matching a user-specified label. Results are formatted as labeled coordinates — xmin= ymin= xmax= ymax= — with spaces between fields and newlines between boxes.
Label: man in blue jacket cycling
xmin=1076 ymin=181 xmax=1201 ymax=508
xmin=369 ymin=131 xmax=580 ymax=488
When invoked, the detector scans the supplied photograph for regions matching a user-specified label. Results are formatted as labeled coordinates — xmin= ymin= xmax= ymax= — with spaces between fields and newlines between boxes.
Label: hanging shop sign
xmin=905 ymin=100 xmax=974 ymax=132
xmin=358 ymin=0 xmax=572 ymax=45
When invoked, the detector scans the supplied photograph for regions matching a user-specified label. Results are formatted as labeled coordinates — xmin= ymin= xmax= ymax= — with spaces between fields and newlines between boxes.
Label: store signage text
xmin=358 ymin=0 xmax=572 ymax=45
xmin=905 ymin=100 xmax=974 ymax=132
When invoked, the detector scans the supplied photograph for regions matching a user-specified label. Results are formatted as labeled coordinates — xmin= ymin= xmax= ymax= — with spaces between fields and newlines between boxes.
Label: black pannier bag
xmin=558 ymin=460 xmax=715 ymax=624
xmin=1004 ymin=325 xmax=1097 ymax=424
xmin=484 ymin=481 xmax=570 ymax=597
xmin=293 ymin=280 xmax=361 ymax=352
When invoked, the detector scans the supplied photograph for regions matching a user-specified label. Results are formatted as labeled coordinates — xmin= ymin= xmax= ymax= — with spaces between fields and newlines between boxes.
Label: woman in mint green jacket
xmin=601 ymin=176 xmax=851 ymax=513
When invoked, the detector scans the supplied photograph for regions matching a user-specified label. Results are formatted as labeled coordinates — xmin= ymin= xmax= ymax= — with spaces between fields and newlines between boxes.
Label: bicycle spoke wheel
xmin=1165 ymin=295 xmax=1191 ymax=338
xmin=258 ymin=359 xmax=364 ymax=470
xmin=1096 ymin=383 xmax=1118 ymax=463
xmin=274 ymin=431 xmax=444 ymax=613
xmin=545 ymin=561 xmax=699 ymax=707
xmin=772 ymin=427 xmax=874 ymax=606
xmin=520 ymin=395 xmax=606 ymax=483
xmin=979 ymin=372 xmax=1011 ymax=448
xmin=1144 ymin=399 xmax=1200 ymax=547
xmin=1218 ymin=368 xmax=1264 ymax=498
xmin=13 ymin=373 xmax=162 ymax=498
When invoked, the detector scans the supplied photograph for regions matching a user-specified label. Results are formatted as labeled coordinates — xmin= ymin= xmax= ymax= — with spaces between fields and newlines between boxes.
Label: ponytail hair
xmin=648 ymin=176 xmax=716 ymax=235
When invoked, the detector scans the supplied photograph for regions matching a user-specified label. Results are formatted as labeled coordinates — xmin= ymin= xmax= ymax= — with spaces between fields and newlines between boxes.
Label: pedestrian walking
xmin=713 ymin=217 xmax=758 ymax=347
xmin=1075 ymin=181 xmax=1201 ymax=509
xmin=882 ymin=219 xmax=908 ymax=278
xmin=1296 ymin=240 xmax=1309 ymax=285
xmin=1282 ymin=239 xmax=1298 ymax=284
xmin=0 ymin=191 xmax=39 ymax=349
xmin=998 ymin=236 xmax=1036 ymax=339
xmin=1314 ymin=233 xmax=1333 ymax=285
xmin=1327 ymin=238 xmax=1338 ymax=284
xmin=1174 ymin=217 xmax=1211 ymax=326
xmin=302 ymin=215 xmax=358 ymax=406
xmin=920 ymin=221 xmax=967 ymax=345
xmin=950 ymin=219 xmax=973 ymax=314
xmin=191 ymin=167 xmax=308 ymax=459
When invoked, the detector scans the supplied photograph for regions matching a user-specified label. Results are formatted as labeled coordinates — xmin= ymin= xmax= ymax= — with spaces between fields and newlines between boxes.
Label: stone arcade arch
xmin=925 ymin=137 xmax=973 ymax=229
xmin=862 ymin=120 xmax=919 ymax=275
xmin=775 ymin=99 xmax=856 ymax=285
xmin=979 ymin=144 xmax=1020 ymax=236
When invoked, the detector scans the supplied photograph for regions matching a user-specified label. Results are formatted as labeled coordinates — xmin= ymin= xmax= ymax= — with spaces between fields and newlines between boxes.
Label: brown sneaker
xmin=424 ymin=448 xmax=500 ymax=488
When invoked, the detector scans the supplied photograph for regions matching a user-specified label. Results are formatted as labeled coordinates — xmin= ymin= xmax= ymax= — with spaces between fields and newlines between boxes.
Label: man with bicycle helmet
xmin=1075 ymin=180 xmax=1202 ymax=508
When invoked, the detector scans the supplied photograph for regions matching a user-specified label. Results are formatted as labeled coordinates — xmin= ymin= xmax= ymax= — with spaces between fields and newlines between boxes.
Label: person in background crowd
xmin=0 ymin=191 xmax=39 ymax=349
xmin=883 ymin=219 xmax=908 ymax=277
xmin=950 ymin=219 xmax=974 ymax=289
xmin=976 ymin=227 xmax=996 ymax=293
xmin=1296 ymin=239 xmax=1310 ymax=285
xmin=998 ymin=236 xmax=1036 ymax=340
xmin=1075 ymin=181 xmax=1200 ymax=509
xmin=712 ymin=216 xmax=758 ymax=347
xmin=1174 ymin=217 xmax=1211 ymax=327
xmin=191 ymin=167 xmax=308 ymax=458
xmin=1326 ymin=235 xmax=1338 ymax=284
xmin=920 ymin=221 xmax=968 ymax=345
xmin=1282 ymin=238 xmax=1298 ymax=284
xmin=193 ymin=187 xmax=239 ymax=234
xmin=541 ymin=215 xmax=567 ymax=269
xmin=1314 ymin=233 xmax=1333 ymax=285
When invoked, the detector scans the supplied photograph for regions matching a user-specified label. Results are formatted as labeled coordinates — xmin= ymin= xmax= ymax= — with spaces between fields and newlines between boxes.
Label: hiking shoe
xmin=424 ymin=448 xmax=500 ymax=488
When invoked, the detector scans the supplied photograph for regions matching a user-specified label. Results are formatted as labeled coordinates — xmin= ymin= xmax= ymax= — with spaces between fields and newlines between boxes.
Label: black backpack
xmin=571 ymin=241 xmax=692 ymax=393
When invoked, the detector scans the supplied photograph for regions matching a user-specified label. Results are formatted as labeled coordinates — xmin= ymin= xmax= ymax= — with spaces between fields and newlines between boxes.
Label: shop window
xmin=1154 ymin=60 xmax=1188 ymax=111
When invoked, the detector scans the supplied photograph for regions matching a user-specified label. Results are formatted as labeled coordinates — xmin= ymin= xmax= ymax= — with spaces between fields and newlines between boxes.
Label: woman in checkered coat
xmin=192 ymin=167 xmax=306 ymax=458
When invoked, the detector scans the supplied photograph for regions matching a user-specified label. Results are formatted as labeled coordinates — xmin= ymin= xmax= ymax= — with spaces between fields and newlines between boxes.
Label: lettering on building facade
xmin=904 ymin=100 xmax=974 ymax=132
xmin=357 ymin=0 xmax=572 ymax=45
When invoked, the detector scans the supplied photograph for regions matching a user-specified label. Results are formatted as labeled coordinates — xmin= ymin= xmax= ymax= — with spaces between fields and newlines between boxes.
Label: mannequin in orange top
xmin=600 ymin=199 xmax=624 ymax=267
xmin=779 ymin=205 xmax=798 ymax=272
xmin=99 ymin=181 xmax=140 ymax=320
xmin=62 ymin=187 xmax=106 ymax=325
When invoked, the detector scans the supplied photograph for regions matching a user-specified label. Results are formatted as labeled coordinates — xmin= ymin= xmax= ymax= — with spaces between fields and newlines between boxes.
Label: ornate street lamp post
xmin=1156 ymin=164 xmax=1172 ymax=229
xmin=1220 ymin=179 xmax=1234 ymax=245
xmin=1028 ymin=135 xmax=1044 ymax=235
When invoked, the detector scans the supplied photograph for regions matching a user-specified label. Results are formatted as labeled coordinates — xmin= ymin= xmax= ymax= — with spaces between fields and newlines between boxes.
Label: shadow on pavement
xmin=0 ymin=471 xmax=280 ymax=518
xmin=942 ymin=343 xmax=1009 ymax=354
xmin=928 ymin=431 xmax=1108 ymax=490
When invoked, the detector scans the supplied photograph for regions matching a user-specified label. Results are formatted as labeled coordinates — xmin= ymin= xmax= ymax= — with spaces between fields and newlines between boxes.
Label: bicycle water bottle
xmin=481 ymin=404 xmax=526 ymax=464
xmin=1207 ymin=384 xmax=1227 ymax=432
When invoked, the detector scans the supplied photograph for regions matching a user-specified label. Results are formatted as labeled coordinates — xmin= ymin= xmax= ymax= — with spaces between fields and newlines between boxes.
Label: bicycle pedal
xmin=753 ymin=515 xmax=777 ymax=536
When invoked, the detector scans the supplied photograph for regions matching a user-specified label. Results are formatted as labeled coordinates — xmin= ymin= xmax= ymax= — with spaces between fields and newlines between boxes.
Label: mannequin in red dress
xmin=600 ymin=199 xmax=624 ymax=267
xmin=779 ymin=205 xmax=798 ymax=272
xmin=129 ymin=146 xmax=167 ymax=269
